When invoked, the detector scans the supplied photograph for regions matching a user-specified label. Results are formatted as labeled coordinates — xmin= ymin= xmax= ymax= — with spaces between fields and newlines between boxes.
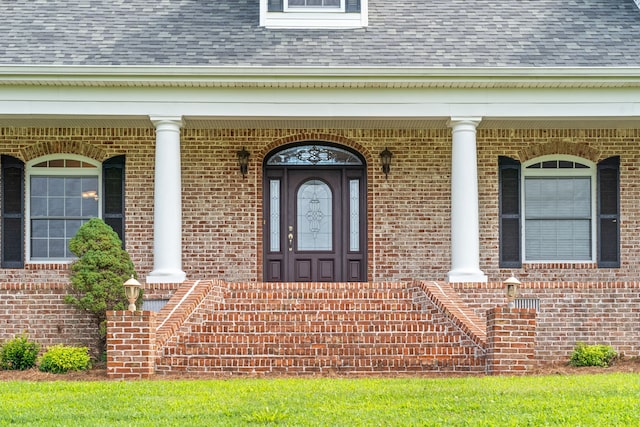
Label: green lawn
xmin=0 ymin=374 xmax=638 ymax=426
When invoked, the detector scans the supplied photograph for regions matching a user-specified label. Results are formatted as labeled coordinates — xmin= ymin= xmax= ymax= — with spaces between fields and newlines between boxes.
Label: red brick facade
xmin=2 ymin=127 xmax=640 ymax=375
xmin=2 ymin=127 xmax=640 ymax=283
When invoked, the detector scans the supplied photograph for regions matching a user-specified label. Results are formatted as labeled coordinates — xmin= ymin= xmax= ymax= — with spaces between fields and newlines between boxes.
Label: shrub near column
xmin=64 ymin=218 xmax=141 ymax=352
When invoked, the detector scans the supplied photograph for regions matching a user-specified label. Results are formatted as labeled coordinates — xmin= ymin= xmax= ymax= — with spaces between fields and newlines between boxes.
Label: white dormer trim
xmin=260 ymin=0 xmax=368 ymax=29
xmin=635 ymin=0 xmax=640 ymax=10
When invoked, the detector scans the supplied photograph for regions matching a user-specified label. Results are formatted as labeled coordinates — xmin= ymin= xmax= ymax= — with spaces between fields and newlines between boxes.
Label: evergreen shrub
xmin=64 ymin=218 xmax=140 ymax=347
xmin=0 ymin=333 xmax=40 ymax=370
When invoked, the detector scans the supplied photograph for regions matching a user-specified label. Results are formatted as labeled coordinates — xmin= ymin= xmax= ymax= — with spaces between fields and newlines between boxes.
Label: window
xmin=27 ymin=156 xmax=100 ymax=261
xmin=523 ymin=157 xmax=594 ymax=262
xmin=1 ymin=154 xmax=125 ymax=267
xmin=499 ymin=155 xmax=619 ymax=268
xmin=286 ymin=0 xmax=341 ymax=10
xmin=261 ymin=0 xmax=367 ymax=28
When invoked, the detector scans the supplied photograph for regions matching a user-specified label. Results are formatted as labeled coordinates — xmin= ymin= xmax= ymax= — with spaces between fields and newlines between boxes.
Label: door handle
xmin=288 ymin=226 xmax=294 ymax=251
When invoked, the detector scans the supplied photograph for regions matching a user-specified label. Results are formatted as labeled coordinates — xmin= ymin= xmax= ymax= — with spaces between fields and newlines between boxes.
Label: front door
xmin=264 ymin=144 xmax=367 ymax=282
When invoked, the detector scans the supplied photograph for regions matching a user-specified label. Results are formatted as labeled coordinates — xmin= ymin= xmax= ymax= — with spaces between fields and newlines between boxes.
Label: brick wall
xmin=2 ymin=127 xmax=640 ymax=284
xmin=455 ymin=281 xmax=640 ymax=362
xmin=106 ymin=310 xmax=156 ymax=379
xmin=486 ymin=306 xmax=537 ymax=375
xmin=0 ymin=282 xmax=99 ymax=353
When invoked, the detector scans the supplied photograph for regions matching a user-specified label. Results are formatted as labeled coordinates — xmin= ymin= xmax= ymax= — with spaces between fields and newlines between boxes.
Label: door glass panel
xmin=270 ymin=179 xmax=281 ymax=252
xmin=297 ymin=180 xmax=332 ymax=251
xmin=349 ymin=179 xmax=359 ymax=251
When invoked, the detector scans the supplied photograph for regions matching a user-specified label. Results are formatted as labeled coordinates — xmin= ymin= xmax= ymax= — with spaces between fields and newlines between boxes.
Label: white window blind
xmin=525 ymin=177 xmax=591 ymax=261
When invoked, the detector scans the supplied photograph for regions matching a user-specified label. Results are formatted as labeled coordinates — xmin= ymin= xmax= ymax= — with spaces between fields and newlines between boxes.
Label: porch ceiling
xmin=0 ymin=116 xmax=637 ymax=130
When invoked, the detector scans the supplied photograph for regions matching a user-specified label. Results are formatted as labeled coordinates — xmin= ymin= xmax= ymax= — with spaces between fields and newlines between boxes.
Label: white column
xmin=146 ymin=116 xmax=186 ymax=284
xmin=447 ymin=118 xmax=488 ymax=283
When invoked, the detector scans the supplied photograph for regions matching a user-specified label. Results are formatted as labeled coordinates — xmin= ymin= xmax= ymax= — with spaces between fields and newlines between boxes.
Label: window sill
xmin=26 ymin=262 xmax=71 ymax=270
xmin=261 ymin=11 xmax=367 ymax=29
xmin=523 ymin=262 xmax=597 ymax=270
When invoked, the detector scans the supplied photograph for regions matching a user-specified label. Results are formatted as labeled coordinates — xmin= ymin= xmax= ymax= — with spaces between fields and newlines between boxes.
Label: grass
xmin=0 ymin=374 xmax=639 ymax=426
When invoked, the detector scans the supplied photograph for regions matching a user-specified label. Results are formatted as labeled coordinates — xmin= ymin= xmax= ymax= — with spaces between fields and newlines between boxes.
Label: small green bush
xmin=569 ymin=342 xmax=617 ymax=367
xmin=64 ymin=218 xmax=139 ymax=350
xmin=0 ymin=334 xmax=40 ymax=370
xmin=38 ymin=345 xmax=92 ymax=374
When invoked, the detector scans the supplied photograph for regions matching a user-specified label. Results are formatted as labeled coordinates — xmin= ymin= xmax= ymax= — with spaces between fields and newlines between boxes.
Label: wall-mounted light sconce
xmin=380 ymin=147 xmax=393 ymax=179
xmin=123 ymin=275 xmax=141 ymax=312
xmin=504 ymin=276 xmax=521 ymax=308
xmin=237 ymin=147 xmax=250 ymax=178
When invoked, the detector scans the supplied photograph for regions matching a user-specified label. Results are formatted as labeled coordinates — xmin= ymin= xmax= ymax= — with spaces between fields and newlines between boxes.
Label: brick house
xmin=1 ymin=1 xmax=640 ymax=376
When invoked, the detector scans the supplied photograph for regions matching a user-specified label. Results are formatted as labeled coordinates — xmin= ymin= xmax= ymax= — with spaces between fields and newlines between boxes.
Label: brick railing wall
xmin=106 ymin=310 xmax=156 ymax=379
xmin=486 ymin=307 xmax=537 ymax=375
xmin=454 ymin=281 xmax=640 ymax=362
xmin=415 ymin=281 xmax=487 ymax=347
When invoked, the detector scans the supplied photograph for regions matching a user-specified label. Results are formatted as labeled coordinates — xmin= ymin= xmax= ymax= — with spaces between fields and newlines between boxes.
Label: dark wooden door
xmin=286 ymin=170 xmax=342 ymax=281
xmin=264 ymin=146 xmax=366 ymax=282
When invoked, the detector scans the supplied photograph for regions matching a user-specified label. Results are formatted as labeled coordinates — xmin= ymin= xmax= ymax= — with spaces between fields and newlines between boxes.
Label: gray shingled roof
xmin=1 ymin=0 xmax=640 ymax=67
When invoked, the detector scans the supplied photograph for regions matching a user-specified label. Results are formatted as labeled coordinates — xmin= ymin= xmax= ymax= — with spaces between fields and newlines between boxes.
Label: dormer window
xmin=261 ymin=0 xmax=367 ymax=29
xmin=287 ymin=0 xmax=341 ymax=10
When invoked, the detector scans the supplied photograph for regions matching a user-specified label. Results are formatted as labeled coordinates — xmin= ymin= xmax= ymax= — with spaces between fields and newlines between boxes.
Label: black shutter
xmin=597 ymin=156 xmax=620 ymax=268
xmin=345 ymin=0 xmax=360 ymax=12
xmin=102 ymin=155 xmax=126 ymax=247
xmin=499 ymin=156 xmax=521 ymax=268
xmin=1 ymin=155 xmax=24 ymax=268
xmin=268 ymin=0 xmax=283 ymax=12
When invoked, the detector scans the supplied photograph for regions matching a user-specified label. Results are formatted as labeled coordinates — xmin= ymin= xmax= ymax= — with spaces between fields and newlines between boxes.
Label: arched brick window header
xmin=518 ymin=141 xmax=600 ymax=164
xmin=21 ymin=141 xmax=107 ymax=162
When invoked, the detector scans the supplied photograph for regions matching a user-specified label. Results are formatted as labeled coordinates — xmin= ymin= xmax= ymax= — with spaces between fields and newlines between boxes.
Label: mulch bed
xmin=1 ymin=358 xmax=639 ymax=381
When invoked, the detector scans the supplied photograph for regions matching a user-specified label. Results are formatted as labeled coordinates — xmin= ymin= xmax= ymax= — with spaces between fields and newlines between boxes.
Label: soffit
xmin=0 ymin=116 xmax=637 ymax=130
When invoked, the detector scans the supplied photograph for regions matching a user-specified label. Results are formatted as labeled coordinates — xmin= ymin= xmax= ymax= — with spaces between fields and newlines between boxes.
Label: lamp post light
xmin=504 ymin=276 xmax=520 ymax=308
xmin=123 ymin=276 xmax=142 ymax=312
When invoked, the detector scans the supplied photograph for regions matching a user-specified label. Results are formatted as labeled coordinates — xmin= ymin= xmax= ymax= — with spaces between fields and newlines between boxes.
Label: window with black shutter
xmin=597 ymin=156 xmax=620 ymax=267
xmin=500 ymin=154 xmax=619 ymax=268
xmin=1 ymin=155 xmax=25 ymax=268
xmin=499 ymin=156 xmax=521 ymax=268
xmin=103 ymin=155 xmax=126 ymax=247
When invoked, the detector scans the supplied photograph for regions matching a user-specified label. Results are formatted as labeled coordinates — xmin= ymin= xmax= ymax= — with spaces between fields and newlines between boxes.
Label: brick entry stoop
xmin=154 ymin=281 xmax=487 ymax=376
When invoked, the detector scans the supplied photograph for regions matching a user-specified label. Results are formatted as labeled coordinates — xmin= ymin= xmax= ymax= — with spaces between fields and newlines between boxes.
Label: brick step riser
xmin=163 ymin=339 xmax=470 ymax=354
xmin=212 ymin=303 xmax=418 ymax=311
xmin=200 ymin=312 xmax=433 ymax=322
xmin=155 ymin=356 xmax=486 ymax=375
xmin=187 ymin=324 xmax=446 ymax=334
xmin=225 ymin=291 xmax=415 ymax=300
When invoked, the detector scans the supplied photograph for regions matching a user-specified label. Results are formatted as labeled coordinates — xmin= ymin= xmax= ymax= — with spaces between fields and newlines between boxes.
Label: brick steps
xmin=155 ymin=282 xmax=486 ymax=375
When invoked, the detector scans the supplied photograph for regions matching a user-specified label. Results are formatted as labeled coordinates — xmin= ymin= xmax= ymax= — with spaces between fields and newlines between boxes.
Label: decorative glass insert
xmin=30 ymin=176 xmax=99 ymax=259
xmin=270 ymin=179 xmax=281 ymax=252
xmin=524 ymin=177 xmax=591 ymax=260
xmin=349 ymin=179 xmax=359 ymax=251
xmin=297 ymin=180 xmax=332 ymax=251
xmin=267 ymin=145 xmax=362 ymax=166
